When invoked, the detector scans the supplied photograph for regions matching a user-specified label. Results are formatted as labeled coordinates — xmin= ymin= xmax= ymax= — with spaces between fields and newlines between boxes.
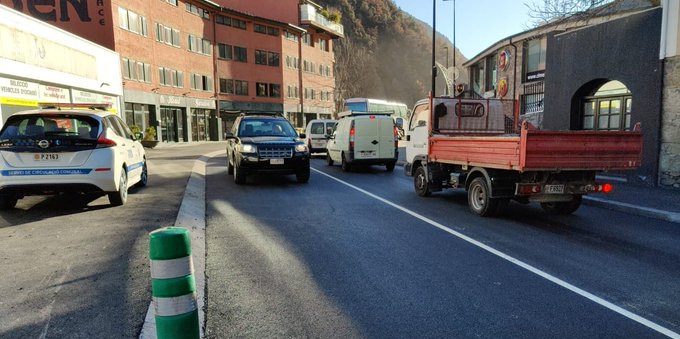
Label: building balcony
xmin=299 ymin=3 xmax=344 ymax=38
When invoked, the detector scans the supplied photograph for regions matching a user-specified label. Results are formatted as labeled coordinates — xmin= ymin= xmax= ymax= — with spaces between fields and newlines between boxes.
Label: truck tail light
xmin=349 ymin=123 xmax=355 ymax=151
xmin=393 ymin=126 xmax=399 ymax=147
xmin=517 ymin=184 xmax=542 ymax=195
xmin=96 ymin=130 xmax=117 ymax=148
xmin=593 ymin=183 xmax=614 ymax=194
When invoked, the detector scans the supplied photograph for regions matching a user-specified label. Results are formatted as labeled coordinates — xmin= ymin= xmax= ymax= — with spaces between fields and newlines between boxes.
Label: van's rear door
xmin=378 ymin=116 xmax=395 ymax=159
xmin=354 ymin=116 xmax=379 ymax=160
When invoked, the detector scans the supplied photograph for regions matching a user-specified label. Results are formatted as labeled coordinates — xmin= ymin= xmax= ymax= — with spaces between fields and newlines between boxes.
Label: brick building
xmin=0 ymin=0 xmax=343 ymax=142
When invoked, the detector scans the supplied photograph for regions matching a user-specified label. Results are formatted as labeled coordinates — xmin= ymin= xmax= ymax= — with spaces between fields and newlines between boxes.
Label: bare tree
xmin=332 ymin=38 xmax=379 ymax=113
xmin=525 ymin=0 xmax=615 ymax=25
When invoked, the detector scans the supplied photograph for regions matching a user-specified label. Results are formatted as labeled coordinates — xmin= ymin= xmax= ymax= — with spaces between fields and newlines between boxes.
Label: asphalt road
xmin=205 ymin=156 xmax=680 ymax=339
xmin=0 ymin=142 xmax=224 ymax=339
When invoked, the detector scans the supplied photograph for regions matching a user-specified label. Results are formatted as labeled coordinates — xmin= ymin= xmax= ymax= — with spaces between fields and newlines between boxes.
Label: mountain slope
xmin=317 ymin=0 xmax=467 ymax=107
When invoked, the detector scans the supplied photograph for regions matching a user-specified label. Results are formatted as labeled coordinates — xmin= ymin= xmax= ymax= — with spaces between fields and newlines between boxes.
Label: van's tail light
xmin=349 ymin=123 xmax=355 ymax=151
xmin=394 ymin=126 xmax=399 ymax=147
xmin=97 ymin=130 xmax=117 ymax=148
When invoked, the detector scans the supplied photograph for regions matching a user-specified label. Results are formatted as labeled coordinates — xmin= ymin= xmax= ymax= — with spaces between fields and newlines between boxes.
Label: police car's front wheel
xmin=0 ymin=195 xmax=18 ymax=210
xmin=109 ymin=167 xmax=128 ymax=206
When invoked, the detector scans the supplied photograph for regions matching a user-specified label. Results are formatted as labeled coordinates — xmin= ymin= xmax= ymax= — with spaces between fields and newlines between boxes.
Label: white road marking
xmin=38 ymin=265 xmax=71 ymax=339
xmin=311 ymin=167 xmax=680 ymax=339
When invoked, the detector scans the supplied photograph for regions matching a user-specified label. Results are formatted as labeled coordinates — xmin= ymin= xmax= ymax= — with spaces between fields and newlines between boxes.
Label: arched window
xmin=582 ymin=80 xmax=632 ymax=131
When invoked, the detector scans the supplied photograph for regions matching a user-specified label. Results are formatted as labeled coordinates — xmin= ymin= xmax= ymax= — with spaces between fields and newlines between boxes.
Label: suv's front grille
xmin=259 ymin=146 xmax=293 ymax=159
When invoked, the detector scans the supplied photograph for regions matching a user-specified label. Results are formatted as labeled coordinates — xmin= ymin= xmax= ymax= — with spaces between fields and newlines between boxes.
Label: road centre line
xmin=310 ymin=167 xmax=680 ymax=339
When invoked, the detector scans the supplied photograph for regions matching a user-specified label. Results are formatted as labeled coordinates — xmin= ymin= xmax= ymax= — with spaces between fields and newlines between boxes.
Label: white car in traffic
xmin=304 ymin=119 xmax=336 ymax=154
xmin=0 ymin=105 xmax=147 ymax=208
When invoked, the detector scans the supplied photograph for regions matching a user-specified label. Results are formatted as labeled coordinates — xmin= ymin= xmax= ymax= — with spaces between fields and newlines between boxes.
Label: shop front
xmin=159 ymin=95 xmax=187 ymax=143
xmin=0 ymin=6 xmax=122 ymax=128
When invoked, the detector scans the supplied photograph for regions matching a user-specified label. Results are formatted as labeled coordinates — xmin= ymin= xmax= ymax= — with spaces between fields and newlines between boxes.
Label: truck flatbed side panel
xmin=430 ymin=137 xmax=522 ymax=170
xmin=521 ymin=130 xmax=643 ymax=171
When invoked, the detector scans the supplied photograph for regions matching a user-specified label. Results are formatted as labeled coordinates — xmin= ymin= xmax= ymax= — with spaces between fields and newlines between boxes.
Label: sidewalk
xmin=583 ymin=180 xmax=680 ymax=223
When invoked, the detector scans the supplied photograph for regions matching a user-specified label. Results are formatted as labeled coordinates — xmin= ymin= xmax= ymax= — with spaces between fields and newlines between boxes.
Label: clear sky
xmin=392 ymin=0 xmax=534 ymax=60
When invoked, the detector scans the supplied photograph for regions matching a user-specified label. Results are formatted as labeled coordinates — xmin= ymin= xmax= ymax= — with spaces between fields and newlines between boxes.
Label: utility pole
xmin=431 ymin=0 xmax=437 ymax=96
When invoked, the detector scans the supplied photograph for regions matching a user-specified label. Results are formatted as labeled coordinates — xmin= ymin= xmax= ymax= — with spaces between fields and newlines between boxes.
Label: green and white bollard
xmin=149 ymin=227 xmax=199 ymax=339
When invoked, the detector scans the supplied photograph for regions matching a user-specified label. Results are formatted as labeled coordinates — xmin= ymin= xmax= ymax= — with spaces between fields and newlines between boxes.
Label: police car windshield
xmin=0 ymin=114 xmax=100 ymax=140
xmin=239 ymin=119 xmax=297 ymax=138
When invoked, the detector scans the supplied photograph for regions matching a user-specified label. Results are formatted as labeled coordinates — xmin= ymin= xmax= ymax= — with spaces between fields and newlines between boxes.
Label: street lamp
xmin=442 ymin=0 xmax=456 ymax=92
xmin=444 ymin=46 xmax=449 ymax=95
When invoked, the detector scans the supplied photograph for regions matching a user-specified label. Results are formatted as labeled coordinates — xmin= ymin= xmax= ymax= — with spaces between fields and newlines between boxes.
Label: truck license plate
xmin=34 ymin=153 xmax=59 ymax=161
xmin=270 ymin=158 xmax=284 ymax=165
xmin=544 ymin=184 xmax=565 ymax=194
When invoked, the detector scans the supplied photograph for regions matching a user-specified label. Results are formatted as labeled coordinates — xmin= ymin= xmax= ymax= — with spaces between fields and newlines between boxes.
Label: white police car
xmin=0 ymin=104 xmax=147 ymax=209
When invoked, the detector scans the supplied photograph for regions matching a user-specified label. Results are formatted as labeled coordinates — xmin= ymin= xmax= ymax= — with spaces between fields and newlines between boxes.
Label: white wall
xmin=661 ymin=0 xmax=680 ymax=58
xmin=0 ymin=6 xmax=122 ymax=100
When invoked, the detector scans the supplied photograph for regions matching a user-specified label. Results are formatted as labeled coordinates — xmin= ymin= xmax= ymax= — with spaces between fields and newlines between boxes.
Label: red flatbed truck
xmin=404 ymin=96 xmax=643 ymax=217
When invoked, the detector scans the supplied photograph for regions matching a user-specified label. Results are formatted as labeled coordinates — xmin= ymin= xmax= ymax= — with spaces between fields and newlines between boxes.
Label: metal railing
xmin=299 ymin=4 xmax=344 ymax=37
xmin=520 ymin=81 xmax=545 ymax=115
xmin=432 ymin=97 xmax=519 ymax=135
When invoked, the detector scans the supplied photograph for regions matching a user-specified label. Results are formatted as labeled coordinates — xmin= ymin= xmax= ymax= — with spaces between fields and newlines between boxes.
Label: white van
xmin=304 ymin=119 xmax=336 ymax=154
xmin=326 ymin=111 xmax=398 ymax=172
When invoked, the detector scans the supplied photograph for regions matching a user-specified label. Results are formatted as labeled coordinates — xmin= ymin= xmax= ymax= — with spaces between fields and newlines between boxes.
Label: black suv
xmin=226 ymin=115 xmax=310 ymax=184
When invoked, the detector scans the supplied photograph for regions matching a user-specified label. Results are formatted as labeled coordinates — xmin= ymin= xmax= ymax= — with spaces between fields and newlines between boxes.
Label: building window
xmin=285 ymin=31 xmax=299 ymax=42
xmin=219 ymin=78 xmax=234 ymax=94
xmin=286 ymin=56 xmax=299 ymax=69
xmin=520 ymin=81 xmax=544 ymax=115
xmin=302 ymin=33 xmax=312 ymax=46
xmin=188 ymin=35 xmax=211 ymax=55
xmin=256 ymin=82 xmax=269 ymax=97
xmin=118 ymin=7 xmax=148 ymax=36
xmin=216 ymin=15 xmax=231 ymax=26
xmin=524 ymin=38 xmax=547 ymax=82
xmin=318 ymin=38 xmax=328 ymax=51
xmin=581 ymin=80 xmax=632 ymax=131
xmin=124 ymin=103 xmax=151 ymax=130
xmin=268 ymin=52 xmax=279 ymax=67
xmin=155 ymin=23 xmax=181 ymax=47
xmin=190 ymin=74 xmax=212 ymax=91
xmin=287 ymin=85 xmax=299 ymax=98
xmin=217 ymin=15 xmax=246 ymax=30
xmin=471 ymin=61 xmax=485 ymax=94
xmin=234 ymin=47 xmax=247 ymax=62
xmin=162 ymin=0 xmax=178 ymax=6
xmin=255 ymin=50 xmax=268 ymax=65
xmin=122 ymin=58 xmax=151 ymax=83
xmin=486 ymin=54 xmax=497 ymax=91
xmin=158 ymin=67 xmax=183 ymax=87
xmin=218 ymin=43 xmax=232 ymax=60
xmin=235 ymin=80 xmax=248 ymax=96
xmin=254 ymin=24 xmax=267 ymax=34
xmin=185 ymin=3 xmax=209 ymax=19
xmin=269 ymin=84 xmax=280 ymax=98
xmin=267 ymin=27 xmax=279 ymax=36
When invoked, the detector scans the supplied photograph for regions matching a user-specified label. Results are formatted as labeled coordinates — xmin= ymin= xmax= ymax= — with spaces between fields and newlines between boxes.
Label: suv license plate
xmin=544 ymin=184 xmax=565 ymax=194
xmin=34 ymin=153 xmax=59 ymax=161
xmin=270 ymin=158 xmax=284 ymax=165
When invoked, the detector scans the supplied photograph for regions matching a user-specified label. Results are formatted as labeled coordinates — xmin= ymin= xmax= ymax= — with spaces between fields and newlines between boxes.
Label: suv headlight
xmin=295 ymin=144 xmax=308 ymax=153
xmin=239 ymin=144 xmax=257 ymax=153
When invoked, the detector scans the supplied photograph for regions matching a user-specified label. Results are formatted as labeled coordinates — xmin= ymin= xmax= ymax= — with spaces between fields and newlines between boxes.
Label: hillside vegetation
xmin=317 ymin=0 xmax=467 ymax=109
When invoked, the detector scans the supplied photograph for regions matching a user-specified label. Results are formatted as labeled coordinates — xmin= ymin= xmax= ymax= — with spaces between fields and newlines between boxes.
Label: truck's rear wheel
xmin=326 ymin=153 xmax=334 ymax=166
xmin=541 ymin=196 xmax=582 ymax=215
xmin=467 ymin=177 xmax=501 ymax=217
xmin=414 ymin=166 xmax=431 ymax=197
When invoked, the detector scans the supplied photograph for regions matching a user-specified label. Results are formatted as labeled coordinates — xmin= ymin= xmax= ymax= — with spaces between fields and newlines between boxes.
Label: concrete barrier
xmin=149 ymin=227 xmax=199 ymax=339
